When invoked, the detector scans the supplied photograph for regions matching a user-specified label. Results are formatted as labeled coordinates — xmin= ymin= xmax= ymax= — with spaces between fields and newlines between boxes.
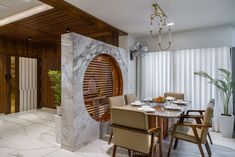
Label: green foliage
xmin=194 ymin=69 xmax=234 ymax=115
xmin=48 ymin=70 xmax=61 ymax=106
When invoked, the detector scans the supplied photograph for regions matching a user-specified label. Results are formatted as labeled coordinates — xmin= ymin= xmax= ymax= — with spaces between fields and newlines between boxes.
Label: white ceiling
xmin=65 ymin=0 xmax=235 ymax=37
xmin=0 ymin=0 xmax=42 ymax=19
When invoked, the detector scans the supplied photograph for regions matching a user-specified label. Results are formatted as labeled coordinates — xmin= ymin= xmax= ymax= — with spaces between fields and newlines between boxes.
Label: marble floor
xmin=0 ymin=109 xmax=235 ymax=157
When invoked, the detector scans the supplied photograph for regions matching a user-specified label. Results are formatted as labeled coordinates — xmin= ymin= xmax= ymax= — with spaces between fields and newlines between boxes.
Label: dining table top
xmin=116 ymin=101 xmax=190 ymax=118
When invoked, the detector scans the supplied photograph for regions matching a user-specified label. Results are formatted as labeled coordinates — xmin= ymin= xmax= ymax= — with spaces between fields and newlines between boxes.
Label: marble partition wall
xmin=61 ymin=33 xmax=128 ymax=151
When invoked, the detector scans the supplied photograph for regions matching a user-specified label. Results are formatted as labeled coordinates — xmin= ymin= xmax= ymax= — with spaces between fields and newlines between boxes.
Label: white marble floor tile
xmin=0 ymin=109 xmax=235 ymax=157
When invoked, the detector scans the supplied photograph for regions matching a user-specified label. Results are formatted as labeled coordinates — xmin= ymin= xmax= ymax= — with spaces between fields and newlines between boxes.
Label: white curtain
xmin=137 ymin=47 xmax=231 ymax=131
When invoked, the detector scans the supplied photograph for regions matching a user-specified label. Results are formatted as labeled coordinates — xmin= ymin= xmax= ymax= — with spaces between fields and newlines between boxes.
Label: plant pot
xmin=220 ymin=114 xmax=234 ymax=138
xmin=56 ymin=106 xmax=62 ymax=116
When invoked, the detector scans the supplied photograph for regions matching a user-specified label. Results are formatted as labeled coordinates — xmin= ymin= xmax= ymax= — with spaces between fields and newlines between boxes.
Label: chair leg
xmin=173 ymin=138 xmax=179 ymax=150
xmin=167 ymin=134 xmax=175 ymax=157
xmin=128 ymin=149 xmax=131 ymax=157
xmin=197 ymin=143 xmax=205 ymax=157
xmin=159 ymin=133 xmax=163 ymax=157
xmin=112 ymin=145 xmax=117 ymax=157
xmin=205 ymin=140 xmax=212 ymax=156
xmin=208 ymin=132 xmax=213 ymax=144
xmin=192 ymin=127 xmax=205 ymax=157
xmin=108 ymin=131 xmax=113 ymax=145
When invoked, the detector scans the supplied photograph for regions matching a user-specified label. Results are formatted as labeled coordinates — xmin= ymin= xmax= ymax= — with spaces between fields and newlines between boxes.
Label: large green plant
xmin=48 ymin=70 xmax=61 ymax=106
xmin=194 ymin=68 xmax=234 ymax=115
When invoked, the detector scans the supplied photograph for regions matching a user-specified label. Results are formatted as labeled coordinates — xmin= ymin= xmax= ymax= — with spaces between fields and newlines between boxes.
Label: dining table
xmin=116 ymin=101 xmax=190 ymax=139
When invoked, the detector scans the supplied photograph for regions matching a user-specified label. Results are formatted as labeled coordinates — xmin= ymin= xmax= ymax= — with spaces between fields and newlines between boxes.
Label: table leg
xmin=157 ymin=117 xmax=168 ymax=139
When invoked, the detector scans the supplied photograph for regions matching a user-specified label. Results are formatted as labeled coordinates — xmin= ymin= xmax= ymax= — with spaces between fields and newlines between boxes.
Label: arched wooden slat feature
xmin=83 ymin=54 xmax=123 ymax=122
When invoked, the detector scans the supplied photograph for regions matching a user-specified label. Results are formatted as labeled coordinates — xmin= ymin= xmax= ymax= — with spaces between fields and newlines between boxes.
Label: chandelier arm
xmin=158 ymin=42 xmax=171 ymax=51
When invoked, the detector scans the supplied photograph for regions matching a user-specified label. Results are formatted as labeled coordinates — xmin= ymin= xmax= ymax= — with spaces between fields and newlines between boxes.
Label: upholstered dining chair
xmin=108 ymin=95 xmax=126 ymax=144
xmin=185 ymin=101 xmax=215 ymax=145
xmin=124 ymin=93 xmax=137 ymax=104
xmin=164 ymin=92 xmax=184 ymax=100
xmin=111 ymin=107 xmax=162 ymax=157
xmin=167 ymin=105 xmax=214 ymax=157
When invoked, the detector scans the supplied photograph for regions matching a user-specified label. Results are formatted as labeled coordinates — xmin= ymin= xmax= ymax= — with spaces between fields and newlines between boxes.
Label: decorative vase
xmin=56 ymin=106 xmax=62 ymax=116
xmin=220 ymin=114 xmax=234 ymax=138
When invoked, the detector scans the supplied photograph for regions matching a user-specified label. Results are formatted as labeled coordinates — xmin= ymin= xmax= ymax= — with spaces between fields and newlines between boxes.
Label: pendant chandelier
xmin=150 ymin=2 xmax=173 ymax=50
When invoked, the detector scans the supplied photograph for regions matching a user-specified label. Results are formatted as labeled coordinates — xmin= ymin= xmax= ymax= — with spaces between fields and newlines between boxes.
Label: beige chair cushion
xmin=109 ymin=95 xmax=125 ymax=108
xmin=125 ymin=93 xmax=137 ymax=104
xmin=164 ymin=92 xmax=184 ymax=100
xmin=169 ymin=104 xmax=213 ymax=144
xmin=113 ymin=128 xmax=157 ymax=154
xmin=112 ymin=108 xmax=155 ymax=154
xmin=169 ymin=125 xmax=202 ymax=143
xmin=112 ymin=108 xmax=148 ymax=130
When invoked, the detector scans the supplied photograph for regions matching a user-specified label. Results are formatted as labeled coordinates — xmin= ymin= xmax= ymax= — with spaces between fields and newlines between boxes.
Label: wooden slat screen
xmin=83 ymin=54 xmax=123 ymax=122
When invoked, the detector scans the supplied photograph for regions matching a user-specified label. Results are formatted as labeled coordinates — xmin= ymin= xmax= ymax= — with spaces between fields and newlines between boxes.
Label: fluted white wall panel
xmin=19 ymin=57 xmax=37 ymax=111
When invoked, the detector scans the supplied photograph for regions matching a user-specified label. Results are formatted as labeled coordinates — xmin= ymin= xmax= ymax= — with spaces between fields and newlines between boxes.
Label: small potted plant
xmin=48 ymin=70 xmax=62 ymax=116
xmin=195 ymin=69 xmax=234 ymax=137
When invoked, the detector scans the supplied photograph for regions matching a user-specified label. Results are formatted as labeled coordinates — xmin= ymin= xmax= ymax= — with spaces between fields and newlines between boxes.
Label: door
xmin=0 ymin=55 xmax=4 ymax=113
xmin=0 ymin=55 xmax=18 ymax=114
xmin=19 ymin=57 xmax=38 ymax=111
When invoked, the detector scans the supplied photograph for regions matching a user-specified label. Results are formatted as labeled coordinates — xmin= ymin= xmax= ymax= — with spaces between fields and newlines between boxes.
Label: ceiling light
xmin=0 ymin=4 xmax=53 ymax=27
xmin=150 ymin=3 xmax=172 ymax=50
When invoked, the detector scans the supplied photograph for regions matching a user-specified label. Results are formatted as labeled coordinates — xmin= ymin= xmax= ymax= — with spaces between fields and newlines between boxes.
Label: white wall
xmin=119 ymin=35 xmax=136 ymax=94
xmin=136 ymin=25 xmax=234 ymax=52
xmin=233 ymin=26 xmax=235 ymax=47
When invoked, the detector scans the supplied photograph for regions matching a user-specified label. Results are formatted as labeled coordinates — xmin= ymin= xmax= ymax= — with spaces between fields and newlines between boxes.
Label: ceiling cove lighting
xmin=150 ymin=2 xmax=173 ymax=50
xmin=0 ymin=4 xmax=53 ymax=27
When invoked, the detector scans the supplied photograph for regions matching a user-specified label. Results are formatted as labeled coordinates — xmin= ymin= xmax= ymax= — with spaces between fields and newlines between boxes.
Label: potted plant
xmin=48 ymin=70 xmax=62 ymax=116
xmin=195 ymin=69 xmax=234 ymax=137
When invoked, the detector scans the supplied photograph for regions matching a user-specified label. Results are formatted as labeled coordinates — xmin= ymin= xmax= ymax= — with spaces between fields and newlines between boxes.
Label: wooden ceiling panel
xmin=0 ymin=0 xmax=127 ymax=43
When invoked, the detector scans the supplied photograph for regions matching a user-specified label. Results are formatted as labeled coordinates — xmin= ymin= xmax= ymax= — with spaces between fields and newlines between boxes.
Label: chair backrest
xmin=108 ymin=95 xmax=126 ymax=108
xmin=125 ymin=93 xmax=137 ymax=104
xmin=111 ymin=108 xmax=151 ymax=154
xmin=112 ymin=107 xmax=148 ymax=130
xmin=200 ymin=104 xmax=214 ymax=143
xmin=164 ymin=92 xmax=184 ymax=100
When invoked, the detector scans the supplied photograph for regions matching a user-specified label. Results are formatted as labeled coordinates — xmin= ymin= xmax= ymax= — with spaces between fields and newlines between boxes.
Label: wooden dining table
xmin=116 ymin=102 xmax=190 ymax=139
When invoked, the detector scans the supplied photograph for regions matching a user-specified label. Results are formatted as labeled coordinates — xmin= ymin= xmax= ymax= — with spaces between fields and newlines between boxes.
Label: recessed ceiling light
xmin=167 ymin=22 xmax=174 ymax=26
xmin=0 ymin=4 xmax=53 ymax=27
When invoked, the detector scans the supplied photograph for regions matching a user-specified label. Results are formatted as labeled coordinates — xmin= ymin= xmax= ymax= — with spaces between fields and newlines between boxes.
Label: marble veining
xmin=61 ymin=33 xmax=128 ymax=151
xmin=0 ymin=110 xmax=235 ymax=157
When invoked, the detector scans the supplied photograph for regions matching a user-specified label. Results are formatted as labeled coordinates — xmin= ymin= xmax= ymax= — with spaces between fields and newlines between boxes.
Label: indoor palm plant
xmin=194 ymin=68 xmax=234 ymax=137
xmin=48 ymin=70 xmax=61 ymax=116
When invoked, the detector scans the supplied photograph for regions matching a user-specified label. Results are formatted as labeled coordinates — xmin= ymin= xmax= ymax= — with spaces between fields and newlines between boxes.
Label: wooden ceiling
xmin=0 ymin=0 xmax=127 ymax=42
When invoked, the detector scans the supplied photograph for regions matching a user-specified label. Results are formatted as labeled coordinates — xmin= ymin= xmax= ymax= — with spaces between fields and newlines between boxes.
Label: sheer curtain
xmin=137 ymin=47 xmax=231 ymax=131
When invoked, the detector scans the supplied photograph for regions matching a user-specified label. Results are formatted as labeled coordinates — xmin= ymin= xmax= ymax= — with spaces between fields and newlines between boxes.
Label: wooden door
xmin=0 ymin=55 xmax=4 ymax=113
xmin=0 ymin=55 xmax=19 ymax=114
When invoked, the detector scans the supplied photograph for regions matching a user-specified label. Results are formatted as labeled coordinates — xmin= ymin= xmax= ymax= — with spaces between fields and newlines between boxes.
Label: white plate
xmin=166 ymin=96 xmax=175 ymax=101
xmin=172 ymin=101 xmax=188 ymax=105
xmin=164 ymin=105 xmax=182 ymax=111
xmin=131 ymin=101 xmax=145 ymax=106
xmin=137 ymin=107 xmax=155 ymax=113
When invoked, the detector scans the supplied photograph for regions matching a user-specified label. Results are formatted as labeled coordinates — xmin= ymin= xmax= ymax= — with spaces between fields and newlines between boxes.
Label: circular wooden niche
xmin=83 ymin=54 xmax=123 ymax=122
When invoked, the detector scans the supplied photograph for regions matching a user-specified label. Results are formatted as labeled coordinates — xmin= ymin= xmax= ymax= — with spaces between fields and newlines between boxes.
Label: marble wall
xmin=61 ymin=33 xmax=128 ymax=151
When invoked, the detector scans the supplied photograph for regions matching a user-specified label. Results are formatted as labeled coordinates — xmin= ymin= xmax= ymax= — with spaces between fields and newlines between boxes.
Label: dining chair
xmin=185 ymin=101 xmax=215 ymax=145
xmin=108 ymin=95 xmax=126 ymax=145
xmin=124 ymin=93 xmax=137 ymax=104
xmin=111 ymin=107 xmax=162 ymax=157
xmin=167 ymin=105 xmax=213 ymax=157
xmin=164 ymin=92 xmax=184 ymax=100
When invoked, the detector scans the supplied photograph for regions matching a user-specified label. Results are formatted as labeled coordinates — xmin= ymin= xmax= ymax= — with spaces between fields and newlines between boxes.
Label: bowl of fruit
xmin=152 ymin=96 xmax=166 ymax=103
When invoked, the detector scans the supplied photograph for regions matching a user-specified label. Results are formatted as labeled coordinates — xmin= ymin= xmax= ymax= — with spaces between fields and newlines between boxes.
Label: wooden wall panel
xmin=0 ymin=33 xmax=119 ymax=111
xmin=0 ymin=55 xmax=4 ymax=113
xmin=41 ymin=42 xmax=61 ymax=109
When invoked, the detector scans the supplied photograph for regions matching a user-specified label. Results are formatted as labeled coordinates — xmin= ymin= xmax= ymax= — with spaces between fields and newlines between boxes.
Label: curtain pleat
xmin=137 ymin=47 xmax=231 ymax=131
